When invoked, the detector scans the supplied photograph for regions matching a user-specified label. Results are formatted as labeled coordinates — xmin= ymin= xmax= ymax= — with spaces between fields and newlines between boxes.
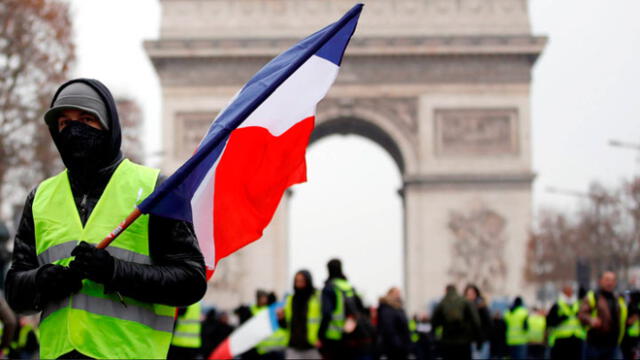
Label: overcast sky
xmin=67 ymin=0 xmax=640 ymax=303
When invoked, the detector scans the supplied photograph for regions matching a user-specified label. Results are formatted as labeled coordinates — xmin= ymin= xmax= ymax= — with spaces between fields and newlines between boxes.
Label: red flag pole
xmin=96 ymin=208 xmax=142 ymax=249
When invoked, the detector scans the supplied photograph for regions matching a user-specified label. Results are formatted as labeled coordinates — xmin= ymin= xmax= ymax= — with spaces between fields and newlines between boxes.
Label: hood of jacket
xmin=46 ymin=78 xmax=123 ymax=192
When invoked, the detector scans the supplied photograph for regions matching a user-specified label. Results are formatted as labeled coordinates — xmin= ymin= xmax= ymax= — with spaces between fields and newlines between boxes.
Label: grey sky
xmin=67 ymin=0 xmax=640 ymax=302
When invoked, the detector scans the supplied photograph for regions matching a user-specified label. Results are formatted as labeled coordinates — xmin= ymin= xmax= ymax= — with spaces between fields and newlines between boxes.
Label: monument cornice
xmin=144 ymin=35 xmax=547 ymax=60
xmin=403 ymin=172 xmax=536 ymax=189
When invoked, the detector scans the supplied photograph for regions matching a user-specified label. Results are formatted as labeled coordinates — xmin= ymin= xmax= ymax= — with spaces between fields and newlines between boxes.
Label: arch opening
xmin=289 ymin=117 xmax=406 ymax=305
xmin=310 ymin=117 xmax=406 ymax=175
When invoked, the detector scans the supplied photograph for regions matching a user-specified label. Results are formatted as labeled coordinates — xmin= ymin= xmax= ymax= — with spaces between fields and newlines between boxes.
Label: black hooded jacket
xmin=5 ymin=78 xmax=207 ymax=313
xmin=288 ymin=270 xmax=315 ymax=349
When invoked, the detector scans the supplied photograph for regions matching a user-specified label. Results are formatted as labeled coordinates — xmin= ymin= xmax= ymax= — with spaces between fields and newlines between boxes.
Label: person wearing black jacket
xmin=318 ymin=259 xmax=372 ymax=360
xmin=377 ymin=287 xmax=411 ymax=360
xmin=464 ymin=284 xmax=492 ymax=359
xmin=546 ymin=285 xmax=584 ymax=360
xmin=277 ymin=270 xmax=322 ymax=359
xmin=4 ymin=79 xmax=207 ymax=359
xmin=431 ymin=284 xmax=481 ymax=360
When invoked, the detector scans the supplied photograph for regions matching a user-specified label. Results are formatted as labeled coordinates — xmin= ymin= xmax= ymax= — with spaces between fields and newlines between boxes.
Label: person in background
xmin=9 ymin=315 xmax=39 ymax=359
xmin=376 ymin=287 xmax=411 ymax=360
xmin=503 ymin=297 xmax=529 ymax=360
xmin=412 ymin=313 xmax=436 ymax=360
xmin=201 ymin=308 xmax=234 ymax=359
xmin=579 ymin=271 xmax=627 ymax=360
xmin=489 ymin=311 xmax=509 ymax=359
xmin=0 ymin=297 xmax=17 ymax=358
xmin=251 ymin=290 xmax=286 ymax=360
xmin=431 ymin=284 xmax=481 ymax=360
xmin=622 ymin=290 xmax=640 ymax=360
xmin=168 ymin=301 xmax=202 ymax=360
xmin=464 ymin=284 xmax=492 ymax=359
xmin=319 ymin=258 xmax=357 ymax=360
xmin=546 ymin=284 xmax=585 ymax=360
xmin=280 ymin=270 xmax=322 ymax=360
xmin=527 ymin=307 xmax=547 ymax=359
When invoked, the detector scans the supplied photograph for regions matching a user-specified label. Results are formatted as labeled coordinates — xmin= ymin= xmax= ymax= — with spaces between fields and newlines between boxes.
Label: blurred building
xmin=145 ymin=0 xmax=545 ymax=313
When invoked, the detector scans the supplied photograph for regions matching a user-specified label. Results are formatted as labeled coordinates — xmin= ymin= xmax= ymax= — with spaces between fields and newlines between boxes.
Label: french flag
xmin=209 ymin=303 xmax=282 ymax=359
xmin=138 ymin=4 xmax=363 ymax=278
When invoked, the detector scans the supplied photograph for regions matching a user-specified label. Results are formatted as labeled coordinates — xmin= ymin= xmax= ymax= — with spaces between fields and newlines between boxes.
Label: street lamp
xmin=609 ymin=139 xmax=640 ymax=151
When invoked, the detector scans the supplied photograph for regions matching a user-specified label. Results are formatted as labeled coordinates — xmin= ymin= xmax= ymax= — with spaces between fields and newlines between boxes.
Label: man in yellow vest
xmin=622 ymin=290 xmax=640 ymax=360
xmin=168 ymin=302 xmax=202 ymax=360
xmin=578 ymin=271 xmax=627 ymax=360
xmin=318 ymin=258 xmax=359 ymax=360
xmin=527 ymin=307 xmax=547 ymax=359
xmin=546 ymin=284 xmax=585 ymax=360
xmin=278 ymin=270 xmax=322 ymax=359
xmin=250 ymin=290 xmax=287 ymax=359
xmin=503 ymin=297 xmax=529 ymax=360
xmin=4 ymin=79 xmax=207 ymax=359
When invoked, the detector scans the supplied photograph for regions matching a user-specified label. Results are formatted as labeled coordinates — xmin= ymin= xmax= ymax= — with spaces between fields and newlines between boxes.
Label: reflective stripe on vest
xmin=33 ymin=159 xmax=176 ymax=359
xmin=172 ymin=302 xmax=202 ymax=348
xmin=284 ymin=291 xmax=322 ymax=347
xmin=527 ymin=314 xmax=546 ymax=344
xmin=325 ymin=279 xmax=354 ymax=340
xmin=37 ymin=240 xmax=151 ymax=266
xmin=504 ymin=307 xmax=529 ymax=346
xmin=586 ymin=291 xmax=627 ymax=345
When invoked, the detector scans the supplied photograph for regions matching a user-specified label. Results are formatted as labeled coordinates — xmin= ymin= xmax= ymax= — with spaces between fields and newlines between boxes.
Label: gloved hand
xmin=35 ymin=264 xmax=83 ymax=304
xmin=69 ymin=241 xmax=115 ymax=284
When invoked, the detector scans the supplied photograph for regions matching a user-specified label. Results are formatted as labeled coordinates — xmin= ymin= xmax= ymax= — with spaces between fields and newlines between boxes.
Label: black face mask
xmin=57 ymin=122 xmax=110 ymax=174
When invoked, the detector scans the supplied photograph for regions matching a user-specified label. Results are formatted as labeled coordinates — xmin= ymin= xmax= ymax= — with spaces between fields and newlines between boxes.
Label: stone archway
xmin=305 ymin=114 xmax=409 ymax=297
xmin=146 ymin=0 xmax=545 ymax=313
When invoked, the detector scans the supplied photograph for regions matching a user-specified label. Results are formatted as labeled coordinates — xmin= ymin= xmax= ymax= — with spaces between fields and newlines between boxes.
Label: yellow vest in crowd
xmin=586 ymin=291 xmax=627 ymax=345
xmin=548 ymin=298 xmax=586 ymax=346
xmin=325 ymin=278 xmax=354 ymax=340
xmin=504 ymin=306 xmax=529 ymax=346
xmin=171 ymin=302 xmax=202 ymax=348
xmin=284 ymin=291 xmax=322 ymax=347
xmin=251 ymin=305 xmax=288 ymax=354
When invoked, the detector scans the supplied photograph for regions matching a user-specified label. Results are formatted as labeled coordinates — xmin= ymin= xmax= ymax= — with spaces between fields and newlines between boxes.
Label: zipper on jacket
xmin=79 ymin=194 xmax=88 ymax=223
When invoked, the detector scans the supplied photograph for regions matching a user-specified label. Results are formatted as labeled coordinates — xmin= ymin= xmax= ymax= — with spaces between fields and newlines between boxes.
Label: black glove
xmin=35 ymin=264 xmax=83 ymax=304
xmin=69 ymin=241 xmax=115 ymax=284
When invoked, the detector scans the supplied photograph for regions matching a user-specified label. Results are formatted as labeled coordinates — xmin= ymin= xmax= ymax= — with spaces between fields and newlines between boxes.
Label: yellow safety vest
xmin=284 ymin=291 xmax=321 ymax=347
xmin=171 ymin=302 xmax=202 ymax=348
xmin=504 ymin=307 xmax=529 ymax=346
xmin=251 ymin=305 xmax=287 ymax=354
xmin=548 ymin=298 xmax=586 ymax=346
xmin=33 ymin=159 xmax=176 ymax=359
xmin=627 ymin=304 xmax=640 ymax=338
xmin=586 ymin=291 xmax=627 ymax=345
xmin=409 ymin=319 xmax=419 ymax=343
xmin=527 ymin=313 xmax=546 ymax=344
xmin=325 ymin=279 xmax=354 ymax=340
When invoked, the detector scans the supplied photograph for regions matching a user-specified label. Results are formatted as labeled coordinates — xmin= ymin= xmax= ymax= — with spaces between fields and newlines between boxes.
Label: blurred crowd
xmin=3 ymin=260 xmax=640 ymax=360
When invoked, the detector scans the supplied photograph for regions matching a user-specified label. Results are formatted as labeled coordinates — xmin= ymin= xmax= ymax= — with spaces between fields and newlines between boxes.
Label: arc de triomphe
xmin=145 ymin=0 xmax=545 ymax=313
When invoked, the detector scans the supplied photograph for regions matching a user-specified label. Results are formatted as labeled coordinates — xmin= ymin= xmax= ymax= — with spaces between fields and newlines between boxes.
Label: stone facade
xmin=146 ymin=0 xmax=545 ymax=312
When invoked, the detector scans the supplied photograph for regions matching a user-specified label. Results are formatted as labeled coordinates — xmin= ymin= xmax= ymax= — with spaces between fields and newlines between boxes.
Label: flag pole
xmin=96 ymin=208 xmax=142 ymax=249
